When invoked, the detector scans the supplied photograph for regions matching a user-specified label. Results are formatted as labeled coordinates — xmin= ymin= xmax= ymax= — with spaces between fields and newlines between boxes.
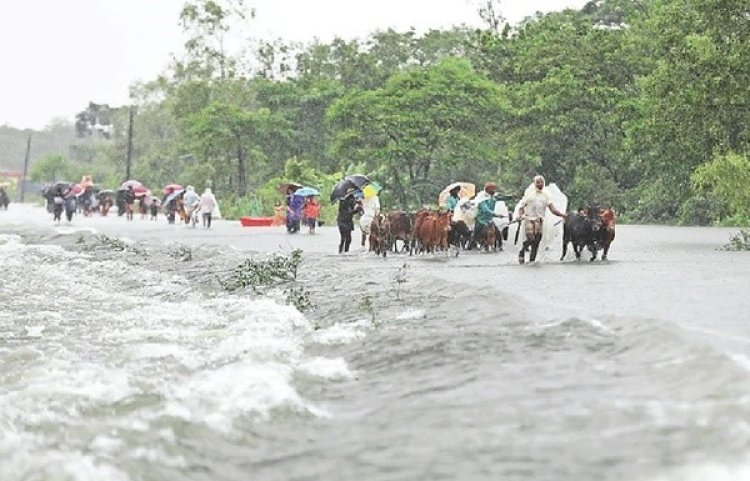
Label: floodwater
xmin=1 ymin=204 xmax=749 ymax=481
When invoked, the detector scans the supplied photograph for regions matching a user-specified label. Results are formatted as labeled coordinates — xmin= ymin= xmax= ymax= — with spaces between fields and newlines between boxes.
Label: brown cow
xmin=599 ymin=208 xmax=616 ymax=260
xmin=415 ymin=211 xmax=451 ymax=254
xmin=387 ymin=211 xmax=414 ymax=255
xmin=479 ymin=224 xmax=498 ymax=251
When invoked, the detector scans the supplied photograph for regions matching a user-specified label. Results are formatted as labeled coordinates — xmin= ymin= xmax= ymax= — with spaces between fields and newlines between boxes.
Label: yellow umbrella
xmin=438 ymin=182 xmax=475 ymax=207
xmin=362 ymin=182 xmax=382 ymax=199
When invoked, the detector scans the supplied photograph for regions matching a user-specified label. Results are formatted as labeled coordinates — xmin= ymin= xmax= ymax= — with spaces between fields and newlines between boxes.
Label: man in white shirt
xmin=516 ymin=175 xmax=566 ymax=264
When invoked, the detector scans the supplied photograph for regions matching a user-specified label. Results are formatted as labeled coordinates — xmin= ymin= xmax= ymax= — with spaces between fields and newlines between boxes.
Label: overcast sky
xmin=0 ymin=0 xmax=587 ymax=130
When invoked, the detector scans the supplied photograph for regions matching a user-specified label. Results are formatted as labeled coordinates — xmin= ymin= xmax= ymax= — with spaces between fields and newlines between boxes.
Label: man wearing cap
xmin=471 ymin=182 xmax=498 ymax=248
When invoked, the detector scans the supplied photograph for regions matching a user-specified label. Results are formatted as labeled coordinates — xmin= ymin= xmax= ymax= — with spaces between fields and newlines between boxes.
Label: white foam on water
xmin=312 ymin=320 xmax=370 ymax=345
xmin=0 ymin=238 xmax=350 ymax=475
xmin=298 ymin=357 xmax=355 ymax=380
xmin=55 ymin=226 xmax=98 ymax=235
xmin=729 ymin=353 xmax=750 ymax=372
xmin=396 ymin=308 xmax=426 ymax=321
xmin=0 ymin=233 xmax=22 ymax=245
xmin=638 ymin=458 xmax=750 ymax=481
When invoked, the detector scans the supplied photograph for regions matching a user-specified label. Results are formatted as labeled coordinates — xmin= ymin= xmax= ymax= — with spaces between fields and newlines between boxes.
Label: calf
xmin=448 ymin=220 xmax=472 ymax=250
xmin=598 ymin=208 xmax=616 ymax=260
xmin=561 ymin=207 xmax=602 ymax=261
xmin=369 ymin=213 xmax=391 ymax=258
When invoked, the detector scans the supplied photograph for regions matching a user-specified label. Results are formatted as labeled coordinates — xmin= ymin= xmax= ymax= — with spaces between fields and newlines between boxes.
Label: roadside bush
xmin=722 ymin=229 xmax=750 ymax=251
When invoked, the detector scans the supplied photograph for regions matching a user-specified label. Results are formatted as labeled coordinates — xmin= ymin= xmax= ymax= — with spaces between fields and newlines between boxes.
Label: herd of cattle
xmin=363 ymin=206 xmax=616 ymax=262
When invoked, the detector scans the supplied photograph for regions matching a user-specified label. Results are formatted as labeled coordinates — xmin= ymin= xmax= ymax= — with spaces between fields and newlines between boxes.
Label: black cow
xmin=561 ymin=207 xmax=602 ymax=261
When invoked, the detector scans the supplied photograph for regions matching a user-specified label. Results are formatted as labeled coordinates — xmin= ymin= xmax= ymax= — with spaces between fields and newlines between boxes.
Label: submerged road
xmin=2 ymin=203 xmax=749 ymax=358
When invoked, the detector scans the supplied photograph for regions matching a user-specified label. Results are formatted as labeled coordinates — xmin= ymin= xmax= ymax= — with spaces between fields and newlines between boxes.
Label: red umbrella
xmin=163 ymin=183 xmax=183 ymax=193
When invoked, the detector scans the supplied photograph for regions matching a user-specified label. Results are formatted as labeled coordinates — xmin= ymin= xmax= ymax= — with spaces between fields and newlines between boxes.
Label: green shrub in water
xmin=722 ymin=229 xmax=750 ymax=251
xmin=221 ymin=249 xmax=302 ymax=292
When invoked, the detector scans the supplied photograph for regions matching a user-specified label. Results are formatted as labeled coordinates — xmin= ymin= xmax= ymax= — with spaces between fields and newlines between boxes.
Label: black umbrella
xmin=344 ymin=174 xmax=371 ymax=189
xmin=330 ymin=179 xmax=358 ymax=202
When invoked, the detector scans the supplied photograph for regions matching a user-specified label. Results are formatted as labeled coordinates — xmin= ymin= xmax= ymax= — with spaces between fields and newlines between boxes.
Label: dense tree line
xmin=21 ymin=0 xmax=750 ymax=224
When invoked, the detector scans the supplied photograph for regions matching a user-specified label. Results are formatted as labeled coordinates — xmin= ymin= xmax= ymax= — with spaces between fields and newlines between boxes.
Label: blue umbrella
xmin=294 ymin=186 xmax=319 ymax=197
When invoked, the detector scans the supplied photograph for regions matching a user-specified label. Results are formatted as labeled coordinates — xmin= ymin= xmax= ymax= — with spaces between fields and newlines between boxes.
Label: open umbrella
xmin=120 ymin=179 xmax=143 ymax=190
xmin=330 ymin=179 xmax=358 ymax=202
xmin=163 ymin=183 xmax=182 ymax=193
xmin=134 ymin=189 xmax=151 ymax=197
xmin=79 ymin=175 xmax=94 ymax=188
xmin=294 ymin=186 xmax=319 ymax=197
xmin=278 ymin=182 xmax=303 ymax=194
xmin=362 ymin=181 xmax=382 ymax=199
xmin=164 ymin=189 xmax=185 ymax=205
xmin=438 ymin=182 xmax=476 ymax=207
xmin=344 ymin=174 xmax=371 ymax=189
xmin=69 ymin=184 xmax=85 ymax=196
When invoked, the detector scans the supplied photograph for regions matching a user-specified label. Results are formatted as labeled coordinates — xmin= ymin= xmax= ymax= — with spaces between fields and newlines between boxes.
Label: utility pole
xmin=125 ymin=105 xmax=134 ymax=181
xmin=20 ymin=132 xmax=31 ymax=202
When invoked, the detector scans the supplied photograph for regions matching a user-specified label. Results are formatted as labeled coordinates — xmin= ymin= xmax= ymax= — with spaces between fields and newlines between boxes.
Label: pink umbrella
xmin=163 ymin=183 xmax=183 ymax=193
xmin=69 ymin=184 xmax=84 ymax=196
xmin=120 ymin=180 xmax=144 ymax=190
xmin=134 ymin=189 xmax=151 ymax=197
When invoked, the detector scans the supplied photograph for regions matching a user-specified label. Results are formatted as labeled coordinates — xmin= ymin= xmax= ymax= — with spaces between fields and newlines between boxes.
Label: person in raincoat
xmin=358 ymin=190 xmax=381 ymax=248
xmin=337 ymin=189 xmax=363 ymax=254
xmin=471 ymin=182 xmax=498 ymax=247
xmin=516 ymin=175 xmax=567 ymax=264
xmin=199 ymin=187 xmax=219 ymax=228
xmin=182 ymin=185 xmax=201 ymax=226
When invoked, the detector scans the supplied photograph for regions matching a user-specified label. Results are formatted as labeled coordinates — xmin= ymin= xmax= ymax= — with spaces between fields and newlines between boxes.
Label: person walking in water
xmin=358 ymin=189 xmax=380 ymax=248
xmin=302 ymin=195 xmax=321 ymax=234
xmin=516 ymin=175 xmax=566 ymax=264
xmin=182 ymin=185 xmax=201 ymax=226
xmin=199 ymin=187 xmax=218 ymax=228
xmin=337 ymin=189 xmax=362 ymax=254
xmin=123 ymin=186 xmax=136 ymax=221
xmin=445 ymin=185 xmax=461 ymax=213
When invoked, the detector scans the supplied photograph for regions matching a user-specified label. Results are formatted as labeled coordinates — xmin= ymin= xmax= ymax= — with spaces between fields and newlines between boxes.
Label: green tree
xmin=328 ymin=57 xmax=509 ymax=207
xmin=30 ymin=154 xmax=71 ymax=182
xmin=691 ymin=152 xmax=750 ymax=222
xmin=184 ymin=101 xmax=291 ymax=196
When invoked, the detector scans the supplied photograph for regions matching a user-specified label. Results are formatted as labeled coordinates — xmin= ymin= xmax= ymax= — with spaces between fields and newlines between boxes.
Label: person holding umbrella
xmin=337 ymin=188 xmax=363 ymax=253
xmin=445 ymin=185 xmax=462 ymax=213
xmin=123 ymin=186 xmax=136 ymax=221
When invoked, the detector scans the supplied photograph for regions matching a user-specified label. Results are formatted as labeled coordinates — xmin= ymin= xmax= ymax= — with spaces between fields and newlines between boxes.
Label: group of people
xmin=44 ymin=181 xmax=219 ymax=228
xmin=180 ymin=185 xmax=219 ymax=228
xmin=445 ymin=175 xmax=566 ymax=262
xmin=283 ymin=185 xmax=321 ymax=234
xmin=334 ymin=175 xmax=567 ymax=262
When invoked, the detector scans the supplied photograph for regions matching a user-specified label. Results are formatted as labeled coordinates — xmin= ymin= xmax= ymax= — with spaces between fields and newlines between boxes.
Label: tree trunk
xmin=236 ymin=139 xmax=247 ymax=196
xmin=392 ymin=168 xmax=409 ymax=209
